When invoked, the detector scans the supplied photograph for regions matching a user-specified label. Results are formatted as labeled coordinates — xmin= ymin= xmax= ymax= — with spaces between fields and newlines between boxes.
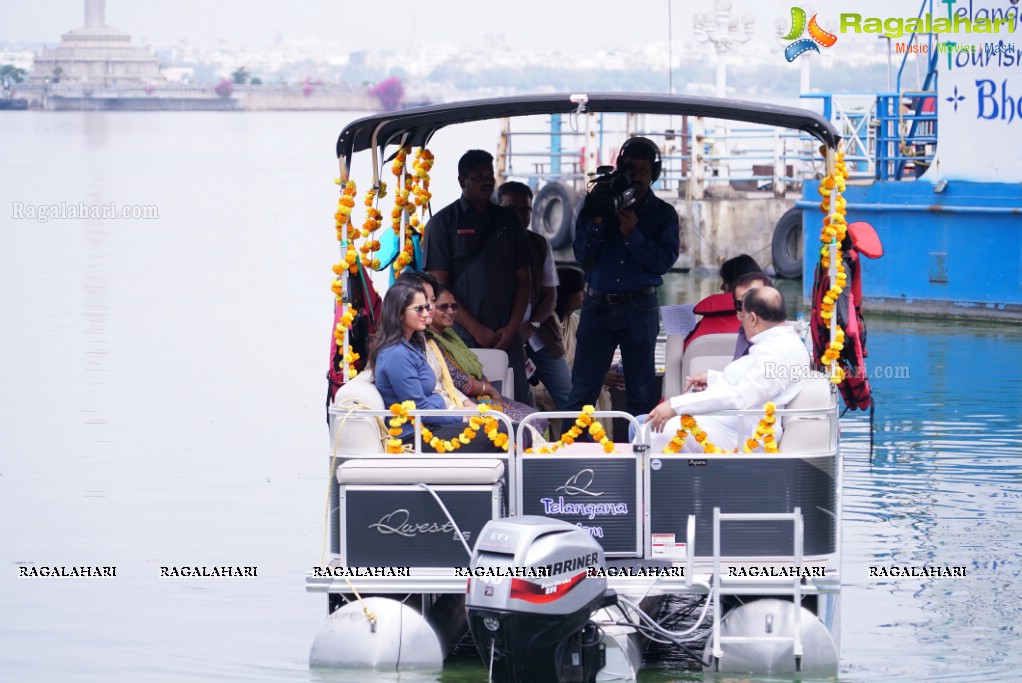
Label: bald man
xmin=645 ymin=286 xmax=810 ymax=453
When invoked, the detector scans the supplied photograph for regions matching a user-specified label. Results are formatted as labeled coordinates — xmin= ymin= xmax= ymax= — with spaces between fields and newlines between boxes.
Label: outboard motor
xmin=466 ymin=516 xmax=617 ymax=683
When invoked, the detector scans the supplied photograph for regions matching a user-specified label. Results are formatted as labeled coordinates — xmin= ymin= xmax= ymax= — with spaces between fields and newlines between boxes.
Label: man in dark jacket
xmin=568 ymin=137 xmax=680 ymax=416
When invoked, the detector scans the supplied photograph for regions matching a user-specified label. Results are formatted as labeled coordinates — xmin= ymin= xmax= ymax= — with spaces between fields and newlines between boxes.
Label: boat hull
xmin=800 ymin=179 xmax=1022 ymax=320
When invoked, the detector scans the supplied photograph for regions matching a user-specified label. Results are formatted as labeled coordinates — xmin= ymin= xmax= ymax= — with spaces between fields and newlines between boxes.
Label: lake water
xmin=1 ymin=111 xmax=1020 ymax=682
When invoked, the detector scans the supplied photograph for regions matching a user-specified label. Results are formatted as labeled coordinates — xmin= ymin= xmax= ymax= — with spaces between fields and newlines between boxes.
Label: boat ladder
xmin=709 ymin=506 xmax=806 ymax=672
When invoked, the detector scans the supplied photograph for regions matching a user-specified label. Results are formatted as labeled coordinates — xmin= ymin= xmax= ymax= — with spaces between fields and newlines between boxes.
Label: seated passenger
xmin=645 ymin=287 xmax=808 ymax=453
xmin=730 ymin=271 xmax=774 ymax=359
xmin=369 ymin=281 xmax=509 ymax=453
xmin=427 ymin=283 xmax=547 ymax=434
xmin=534 ymin=266 xmax=617 ymax=439
xmin=684 ymin=254 xmax=761 ymax=350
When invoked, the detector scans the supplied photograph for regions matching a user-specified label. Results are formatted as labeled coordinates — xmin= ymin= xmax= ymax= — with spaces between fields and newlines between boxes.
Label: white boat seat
xmin=336 ymin=458 xmax=506 ymax=485
xmin=473 ymin=348 xmax=514 ymax=400
xmin=329 ymin=371 xmax=386 ymax=453
xmin=679 ymin=333 xmax=738 ymax=387
xmin=777 ymin=377 xmax=836 ymax=453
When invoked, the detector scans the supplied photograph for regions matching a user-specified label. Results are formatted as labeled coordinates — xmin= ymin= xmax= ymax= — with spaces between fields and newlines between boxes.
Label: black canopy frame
xmin=335 ymin=92 xmax=840 ymax=170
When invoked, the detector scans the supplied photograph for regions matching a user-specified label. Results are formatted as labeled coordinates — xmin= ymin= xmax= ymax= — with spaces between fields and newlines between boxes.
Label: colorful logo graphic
xmin=781 ymin=7 xmax=838 ymax=62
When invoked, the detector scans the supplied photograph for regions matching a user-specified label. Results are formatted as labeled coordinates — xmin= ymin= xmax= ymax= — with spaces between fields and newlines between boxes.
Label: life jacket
xmin=810 ymin=221 xmax=883 ymax=411
xmin=684 ymin=292 xmax=740 ymax=350
xmin=326 ymin=263 xmax=383 ymax=415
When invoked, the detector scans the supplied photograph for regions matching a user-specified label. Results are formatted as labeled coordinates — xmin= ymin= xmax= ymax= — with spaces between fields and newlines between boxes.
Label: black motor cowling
xmin=465 ymin=516 xmax=616 ymax=683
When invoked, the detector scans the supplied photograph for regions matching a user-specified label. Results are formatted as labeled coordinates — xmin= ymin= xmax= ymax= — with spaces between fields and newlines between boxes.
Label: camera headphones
xmin=616 ymin=137 xmax=663 ymax=183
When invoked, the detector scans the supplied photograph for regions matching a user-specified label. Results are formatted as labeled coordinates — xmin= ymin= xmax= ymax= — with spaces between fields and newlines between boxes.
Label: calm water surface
xmin=0 ymin=111 xmax=1019 ymax=682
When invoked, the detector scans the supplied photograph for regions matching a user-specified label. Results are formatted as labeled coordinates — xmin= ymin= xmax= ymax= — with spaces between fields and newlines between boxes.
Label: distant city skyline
xmin=3 ymin=0 xmax=929 ymax=52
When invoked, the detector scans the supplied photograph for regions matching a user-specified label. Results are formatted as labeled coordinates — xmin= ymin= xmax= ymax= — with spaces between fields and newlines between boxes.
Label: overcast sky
xmin=3 ymin=0 xmax=931 ymax=51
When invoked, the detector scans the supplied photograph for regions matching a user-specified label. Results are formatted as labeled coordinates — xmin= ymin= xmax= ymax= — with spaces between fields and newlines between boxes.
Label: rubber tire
xmin=532 ymin=181 xmax=576 ymax=250
xmin=771 ymin=208 xmax=803 ymax=280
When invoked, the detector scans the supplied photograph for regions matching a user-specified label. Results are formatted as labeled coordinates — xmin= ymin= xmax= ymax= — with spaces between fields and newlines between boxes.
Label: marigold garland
xmin=526 ymin=405 xmax=615 ymax=454
xmin=359 ymin=186 xmax=384 ymax=271
xmin=663 ymin=402 xmax=779 ymax=454
xmin=329 ymin=148 xmax=433 ymax=369
xmin=411 ymin=148 xmax=434 ymax=207
xmin=331 ymin=179 xmax=361 ymax=378
xmin=816 ymin=147 xmax=850 ymax=385
xmin=386 ymin=401 xmax=508 ymax=454
xmin=385 ymin=146 xmax=435 ymax=277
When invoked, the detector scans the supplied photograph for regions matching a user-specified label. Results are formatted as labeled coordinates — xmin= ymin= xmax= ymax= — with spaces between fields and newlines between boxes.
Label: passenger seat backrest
xmin=777 ymin=377 xmax=836 ymax=453
xmin=329 ymin=372 xmax=386 ymax=454
xmin=473 ymin=348 xmax=514 ymax=400
xmin=663 ymin=334 xmax=685 ymax=398
xmin=679 ymin=333 xmax=738 ymax=387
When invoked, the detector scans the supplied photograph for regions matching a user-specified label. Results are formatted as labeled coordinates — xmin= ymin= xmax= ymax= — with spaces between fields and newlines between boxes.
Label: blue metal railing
xmin=883 ymin=93 xmax=938 ymax=180
xmin=804 ymin=90 xmax=938 ymax=182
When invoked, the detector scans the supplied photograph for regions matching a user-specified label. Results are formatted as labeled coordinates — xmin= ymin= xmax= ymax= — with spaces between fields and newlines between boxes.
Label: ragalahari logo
xmin=781 ymin=7 xmax=838 ymax=62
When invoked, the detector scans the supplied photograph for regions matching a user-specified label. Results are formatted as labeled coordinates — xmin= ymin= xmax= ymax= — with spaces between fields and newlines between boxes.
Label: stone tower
xmin=84 ymin=0 xmax=106 ymax=28
xmin=32 ymin=0 xmax=162 ymax=85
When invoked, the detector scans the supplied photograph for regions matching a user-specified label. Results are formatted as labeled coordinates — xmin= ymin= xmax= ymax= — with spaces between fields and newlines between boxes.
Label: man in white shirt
xmin=645 ymin=286 xmax=809 ymax=453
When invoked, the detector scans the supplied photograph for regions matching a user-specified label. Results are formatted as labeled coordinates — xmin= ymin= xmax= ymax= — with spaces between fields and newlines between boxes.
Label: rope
xmin=417 ymin=483 xmax=474 ymax=559
xmin=868 ymin=398 xmax=876 ymax=462
xmin=319 ymin=398 xmax=381 ymax=631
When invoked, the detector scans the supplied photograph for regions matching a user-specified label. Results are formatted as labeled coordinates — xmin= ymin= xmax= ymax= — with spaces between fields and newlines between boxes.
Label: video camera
xmin=583 ymin=163 xmax=635 ymax=219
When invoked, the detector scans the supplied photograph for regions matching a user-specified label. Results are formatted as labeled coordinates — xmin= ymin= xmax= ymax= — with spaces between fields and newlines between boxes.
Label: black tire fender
xmin=532 ymin=181 xmax=576 ymax=250
xmin=771 ymin=207 xmax=804 ymax=280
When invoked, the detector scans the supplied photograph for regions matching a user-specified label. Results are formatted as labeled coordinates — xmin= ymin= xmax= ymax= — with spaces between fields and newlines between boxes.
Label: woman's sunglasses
xmin=436 ymin=303 xmax=460 ymax=313
xmin=407 ymin=303 xmax=433 ymax=314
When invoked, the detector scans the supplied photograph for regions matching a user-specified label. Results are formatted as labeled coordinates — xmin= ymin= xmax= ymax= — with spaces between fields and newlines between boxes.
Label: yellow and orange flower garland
xmin=331 ymin=180 xmax=361 ymax=378
xmin=816 ymin=146 xmax=850 ymax=385
xmin=329 ymin=146 xmax=433 ymax=375
xmin=358 ymin=184 xmax=385 ymax=271
xmin=526 ymin=405 xmax=615 ymax=454
xmin=663 ymin=402 xmax=779 ymax=454
xmin=389 ymin=147 xmax=434 ymax=277
xmin=385 ymin=401 xmax=508 ymax=454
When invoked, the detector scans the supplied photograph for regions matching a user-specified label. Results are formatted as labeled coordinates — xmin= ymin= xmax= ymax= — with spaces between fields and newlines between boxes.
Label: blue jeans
xmin=527 ymin=345 xmax=573 ymax=410
xmin=567 ymin=291 xmax=660 ymax=416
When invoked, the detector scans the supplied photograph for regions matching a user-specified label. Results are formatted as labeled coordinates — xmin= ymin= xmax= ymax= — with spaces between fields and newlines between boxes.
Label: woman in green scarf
xmin=428 ymin=284 xmax=545 ymax=431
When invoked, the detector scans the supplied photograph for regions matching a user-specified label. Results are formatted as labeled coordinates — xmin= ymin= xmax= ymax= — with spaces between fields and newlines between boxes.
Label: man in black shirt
xmin=424 ymin=150 xmax=534 ymax=403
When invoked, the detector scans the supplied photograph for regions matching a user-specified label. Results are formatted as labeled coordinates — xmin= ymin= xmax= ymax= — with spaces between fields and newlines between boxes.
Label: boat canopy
xmin=336 ymin=92 xmax=840 ymax=163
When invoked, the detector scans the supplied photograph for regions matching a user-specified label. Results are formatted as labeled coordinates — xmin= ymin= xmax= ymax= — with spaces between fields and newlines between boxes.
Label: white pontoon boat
xmin=308 ymin=93 xmax=848 ymax=681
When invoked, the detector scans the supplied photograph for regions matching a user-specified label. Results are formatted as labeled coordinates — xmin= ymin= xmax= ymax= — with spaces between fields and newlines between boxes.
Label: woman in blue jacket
xmin=369 ymin=280 xmax=509 ymax=453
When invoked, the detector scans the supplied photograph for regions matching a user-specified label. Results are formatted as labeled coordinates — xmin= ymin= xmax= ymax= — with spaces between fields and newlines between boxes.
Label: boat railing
xmin=313 ymin=400 xmax=840 ymax=595
xmin=876 ymin=92 xmax=937 ymax=181
xmin=326 ymin=404 xmax=517 ymax=464
xmin=637 ymin=403 xmax=839 ymax=454
xmin=498 ymin=114 xmax=826 ymax=201
xmin=802 ymin=89 xmax=938 ymax=182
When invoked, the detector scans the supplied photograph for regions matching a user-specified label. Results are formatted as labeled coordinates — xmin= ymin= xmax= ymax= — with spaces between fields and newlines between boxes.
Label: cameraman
xmin=567 ymin=137 xmax=680 ymax=418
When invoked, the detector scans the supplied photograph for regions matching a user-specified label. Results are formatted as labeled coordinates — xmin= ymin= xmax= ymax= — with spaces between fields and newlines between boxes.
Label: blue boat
xmin=797 ymin=0 xmax=1022 ymax=320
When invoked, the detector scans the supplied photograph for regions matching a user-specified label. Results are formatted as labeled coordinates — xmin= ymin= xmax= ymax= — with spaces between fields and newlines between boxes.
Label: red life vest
xmin=810 ymin=222 xmax=883 ymax=411
xmin=684 ymin=292 xmax=740 ymax=350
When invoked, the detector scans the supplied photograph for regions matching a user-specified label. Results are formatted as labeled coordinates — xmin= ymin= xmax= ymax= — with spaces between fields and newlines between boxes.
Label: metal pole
xmin=826 ymin=147 xmax=838 ymax=379
xmin=668 ymin=0 xmax=674 ymax=94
